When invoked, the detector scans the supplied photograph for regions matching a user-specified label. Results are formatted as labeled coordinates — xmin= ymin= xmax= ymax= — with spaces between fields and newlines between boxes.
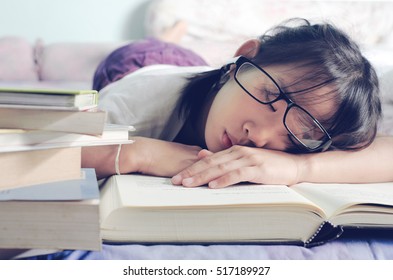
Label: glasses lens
xmin=236 ymin=62 xmax=280 ymax=103
xmin=285 ymin=106 xmax=328 ymax=150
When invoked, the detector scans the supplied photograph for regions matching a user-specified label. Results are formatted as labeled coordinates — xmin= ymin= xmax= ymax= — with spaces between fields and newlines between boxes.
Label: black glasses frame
xmin=221 ymin=56 xmax=332 ymax=152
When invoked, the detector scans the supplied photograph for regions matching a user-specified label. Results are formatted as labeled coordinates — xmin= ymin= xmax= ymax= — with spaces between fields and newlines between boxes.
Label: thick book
xmin=0 ymin=106 xmax=107 ymax=135
xmin=0 ymin=147 xmax=81 ymax=191
xmin=100 ymin=174 xmax=393 ymax=247
xmin=0 ymin=87 xmax=98 ymax=110
xmin=0 ymin=168 xmax=101 ymax=251
xmin=0 ymin=124 xmax=134 ymax=152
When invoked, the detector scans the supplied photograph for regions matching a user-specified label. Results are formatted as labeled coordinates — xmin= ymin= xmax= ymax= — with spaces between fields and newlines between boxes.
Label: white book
xmin=100 ymin=174 xmax=393 ymax=247
xmin=0 ymin=169 xmax=101 ymax=251
xmin=0 ymin=124 xmax=134 ymax=152
xmin=0 ymin=87 xmax=98 ymax=110
xmin=0 ymin=106 xmax=106 ymax=135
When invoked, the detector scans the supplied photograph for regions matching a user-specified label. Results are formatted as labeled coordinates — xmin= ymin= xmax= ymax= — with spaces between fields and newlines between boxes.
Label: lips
xmin=222 ymin=131 xmax=234 ymax=149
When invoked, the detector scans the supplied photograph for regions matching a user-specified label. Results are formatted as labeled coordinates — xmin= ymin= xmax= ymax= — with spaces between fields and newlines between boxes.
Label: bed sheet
xmin=31 ymin=230 xmax=392 ymax=260
xmin=48 ymin=242 xmax=393 ymax=260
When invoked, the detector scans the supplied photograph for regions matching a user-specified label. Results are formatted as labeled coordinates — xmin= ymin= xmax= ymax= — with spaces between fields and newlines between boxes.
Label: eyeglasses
xmin=221 ymin=56 xmax=332 ymax=152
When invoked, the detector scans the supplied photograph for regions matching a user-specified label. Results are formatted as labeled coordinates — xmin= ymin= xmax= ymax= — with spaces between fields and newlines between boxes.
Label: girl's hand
xmin=171 ymin=145 xmax=308 ymax=188
xmin=124 ymin=136 xmax=203 ymax=177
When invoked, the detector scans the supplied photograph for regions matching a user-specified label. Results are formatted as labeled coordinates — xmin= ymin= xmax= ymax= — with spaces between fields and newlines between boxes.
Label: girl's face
xmin=203 ymin=64 xmax=335 ymax=153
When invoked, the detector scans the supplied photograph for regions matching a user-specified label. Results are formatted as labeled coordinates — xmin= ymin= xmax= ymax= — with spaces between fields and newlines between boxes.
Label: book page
xmin=114 ymin=175 xmax=323 ymax=213
xmin=292 ymin=182 xmax=393 ymax=218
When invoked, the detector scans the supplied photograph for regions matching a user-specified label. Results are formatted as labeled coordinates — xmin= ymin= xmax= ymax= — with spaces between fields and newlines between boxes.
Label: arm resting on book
xmin=301 ymin=135 xmax=393 ymax=184
xmin=171 ymin=136 xmax=393 ymax=188
xmin=82 ymin=145 xmax=119 ymax=179
xmin=82 ymin=137 xmax=203 ymax=179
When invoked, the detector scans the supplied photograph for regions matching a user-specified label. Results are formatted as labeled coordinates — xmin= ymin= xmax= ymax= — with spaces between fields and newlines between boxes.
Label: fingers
xmin=205 ymin=167 xmax=257 ymax=188
xmin=171 ymin=146 xmax=257 ymax=188
xmin=197 ymin=149 xmax=213 ymax=159
xmin=172 ymin=147 xmax=237 ymax=185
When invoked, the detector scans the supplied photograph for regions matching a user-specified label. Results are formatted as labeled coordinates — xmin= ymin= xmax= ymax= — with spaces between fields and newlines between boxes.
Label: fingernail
xmin=171 ymin=175 xmax=182 ymax=184
xmin=208 ymin=181 xmax=217 ymax=188
xmin=182 ymin=177 xmax=194 ymax=186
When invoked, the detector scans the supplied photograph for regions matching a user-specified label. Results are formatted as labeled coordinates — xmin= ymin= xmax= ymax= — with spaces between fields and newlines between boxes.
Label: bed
xmin=3 ymin=0 xmax=393 ymax=260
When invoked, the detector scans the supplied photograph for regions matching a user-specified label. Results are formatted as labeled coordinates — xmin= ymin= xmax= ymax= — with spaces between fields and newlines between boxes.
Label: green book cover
xmin=0 ymin=87 xmax=99 ymax=108
xmin=0 ymin=87 xmax=97 ymax=95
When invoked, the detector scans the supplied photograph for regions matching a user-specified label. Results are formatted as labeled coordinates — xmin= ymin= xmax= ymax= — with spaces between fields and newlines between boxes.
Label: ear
xmin=234 ymin=39 xmax=261 ymax=58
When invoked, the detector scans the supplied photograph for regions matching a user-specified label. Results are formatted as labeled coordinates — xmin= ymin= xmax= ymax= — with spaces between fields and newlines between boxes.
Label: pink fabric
xmin=0 ymin=37 xmax=38 ymax=81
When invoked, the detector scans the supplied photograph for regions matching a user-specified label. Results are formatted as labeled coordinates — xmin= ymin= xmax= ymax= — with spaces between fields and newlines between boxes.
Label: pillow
xmin=379 ymin=69 xmax=393 ymax=136
xmin=0 ymin=36 xmax=38 ymax=81
xmin=146 ymin=0 xmax=393 ymax=47
xmin=179 ymin=40 xmax=241 ymax=67
xmin=35 ymin=40 xmax=126 ymax=82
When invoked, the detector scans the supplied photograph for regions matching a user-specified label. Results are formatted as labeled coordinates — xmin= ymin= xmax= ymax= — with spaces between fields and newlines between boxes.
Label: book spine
xmin=304 ymin=221 xmax=344 ymax=247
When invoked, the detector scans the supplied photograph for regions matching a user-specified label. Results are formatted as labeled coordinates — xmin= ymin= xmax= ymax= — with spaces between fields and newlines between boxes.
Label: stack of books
xmin=0 ymin=86 xmax=132 ymax=253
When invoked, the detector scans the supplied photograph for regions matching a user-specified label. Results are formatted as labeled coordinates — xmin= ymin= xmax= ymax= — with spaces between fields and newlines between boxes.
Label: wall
xmin=0 ymin=0 xmax=153 ymax=43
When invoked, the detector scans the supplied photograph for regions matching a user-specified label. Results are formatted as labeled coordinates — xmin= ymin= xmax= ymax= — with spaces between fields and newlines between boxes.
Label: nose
xmin=243 ymin=122 xmax=270 ymax=148
xmin=242 ymin=121 xmax=273 ymax=148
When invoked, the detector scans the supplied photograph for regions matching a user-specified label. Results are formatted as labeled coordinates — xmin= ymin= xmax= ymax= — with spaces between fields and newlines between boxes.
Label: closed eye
xmin=263 ymin=89 xmax=280 ymax=101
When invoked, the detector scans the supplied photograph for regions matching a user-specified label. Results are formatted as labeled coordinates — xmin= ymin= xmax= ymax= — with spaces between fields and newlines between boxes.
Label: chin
xmin=205 ymin=139 xmax=219 ymax=153
xmin=209 ymin=147 xmax=221 ymax=153
xmin=210 ymin=143 xmax=225 ymax=153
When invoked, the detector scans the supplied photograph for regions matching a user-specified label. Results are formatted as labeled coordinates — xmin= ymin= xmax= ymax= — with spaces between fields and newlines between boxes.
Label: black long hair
xmin=178 ymin=18 xmax=381 ymax=152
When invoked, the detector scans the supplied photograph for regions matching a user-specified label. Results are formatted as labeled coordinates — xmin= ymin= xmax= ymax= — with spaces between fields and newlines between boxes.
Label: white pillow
xmin=146 ymin=0 xmax=393 ymax=47
xmin=379 ymin=69 xmax=393 ymax=135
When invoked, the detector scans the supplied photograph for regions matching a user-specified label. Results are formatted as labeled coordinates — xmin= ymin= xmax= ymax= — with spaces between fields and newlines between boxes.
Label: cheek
xmin=203 ymin=114 xmax=216 ymax=150
xmin=213 ymin=81 xmax=252 ymax=116
xmin=203 ymin=99 xmax=229 ymax=151
xmin=204 ymin=84 xmax=242 ymax=150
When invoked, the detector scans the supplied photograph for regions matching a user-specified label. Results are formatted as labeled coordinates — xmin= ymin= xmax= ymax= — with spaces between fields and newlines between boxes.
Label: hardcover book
xmin=100 ymin=174 xmax=393 ymax=247
xmin=0 ymin=106 xmax=107 ymax=135
xmin=0 ymin=147 xmax=81 ymax=191
xmin=0 ymin=124 xmax=134 ymax=152
xmin=0 ymin=87 xmax=98 ymax=110
xmin=0 ymin=168 xmax=101 ymax=251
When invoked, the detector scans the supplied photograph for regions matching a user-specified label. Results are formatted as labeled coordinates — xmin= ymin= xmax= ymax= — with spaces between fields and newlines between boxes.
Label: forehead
xmin=262 ymin=64 xmax=337 ymax=121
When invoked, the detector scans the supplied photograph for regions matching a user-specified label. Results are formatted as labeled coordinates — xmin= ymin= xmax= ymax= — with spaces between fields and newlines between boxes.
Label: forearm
xmin=82 ymin=145 xmax=121 ymax=179
xmin=82 ymin=136 xmax=203 ymax=179
xmin=300 ymin=136 xmax=393 ymax=183
xmin=82 ymin=137 xmax=151 ymax=179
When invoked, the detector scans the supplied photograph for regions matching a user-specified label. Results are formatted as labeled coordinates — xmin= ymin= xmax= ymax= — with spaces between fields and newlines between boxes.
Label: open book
xmin=100 ymin=174 xmax=393 ymax=247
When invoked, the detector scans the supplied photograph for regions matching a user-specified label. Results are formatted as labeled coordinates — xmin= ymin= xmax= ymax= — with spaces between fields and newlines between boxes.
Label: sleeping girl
xmin=82 ymin=18 xmax=393 ymax=188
